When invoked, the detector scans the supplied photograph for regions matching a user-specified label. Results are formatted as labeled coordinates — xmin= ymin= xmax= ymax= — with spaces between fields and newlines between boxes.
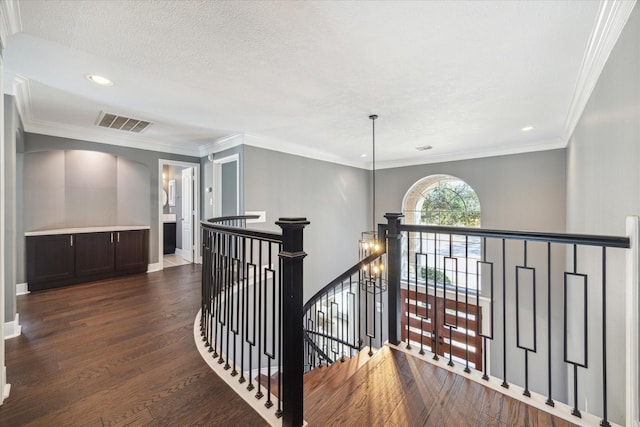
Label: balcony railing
xmin=199 ymin=213 xmax=638 ymax=427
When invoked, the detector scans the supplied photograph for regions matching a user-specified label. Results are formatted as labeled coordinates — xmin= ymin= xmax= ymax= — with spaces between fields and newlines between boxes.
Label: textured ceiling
xmin=2 ymin=0 xmax=635 ymax=167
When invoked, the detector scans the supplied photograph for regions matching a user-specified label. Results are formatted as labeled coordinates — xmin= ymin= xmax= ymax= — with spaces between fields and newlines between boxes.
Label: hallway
xmin=0 ymin=265 xmax=266 ymax=426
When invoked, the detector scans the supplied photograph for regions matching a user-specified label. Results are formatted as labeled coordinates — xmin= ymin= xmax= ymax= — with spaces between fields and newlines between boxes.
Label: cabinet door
xmin=115 ymin=229 xmax=149 ymax=273
xmin=27 ymin=235 xmax=75 ymax=289
xmin=163 ymin=222 xmax=176 ymax=254
xmin=75 ymin=232 xmax=115 ymax=278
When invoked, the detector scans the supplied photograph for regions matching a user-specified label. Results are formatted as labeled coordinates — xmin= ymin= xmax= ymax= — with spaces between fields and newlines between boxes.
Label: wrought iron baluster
xmin=501 ymin=238 xmax=508 ymax=388
xmin=601 ymin=246 xmax=610 ymax=427
xmin=546 ymin=241 xmax=554 ymax=406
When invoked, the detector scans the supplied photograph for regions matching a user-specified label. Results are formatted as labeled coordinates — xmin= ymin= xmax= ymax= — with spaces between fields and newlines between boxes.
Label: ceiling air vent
xmin=96 ymin=112 xmax=152 ymax=134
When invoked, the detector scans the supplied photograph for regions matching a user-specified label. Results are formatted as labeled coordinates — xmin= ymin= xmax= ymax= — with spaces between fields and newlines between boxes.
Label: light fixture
xmin=361 ymin=153 xmax=367 ymax=158
xmin=87 ymin=74 xmax=114 ymax=86
xmin=521 ymin=126 xmax=535 ymax=132
xmin=359 ymin=114 xmax=387 ymax=294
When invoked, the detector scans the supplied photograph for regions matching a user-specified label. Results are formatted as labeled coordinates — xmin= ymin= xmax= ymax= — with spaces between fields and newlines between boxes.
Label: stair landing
xmin=304 ymin=346 xmax=577 ymax=427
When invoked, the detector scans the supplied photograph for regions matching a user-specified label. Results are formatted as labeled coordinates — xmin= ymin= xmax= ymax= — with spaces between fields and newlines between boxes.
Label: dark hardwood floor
xmin=0 ymin=265 xmax=267 ymax=427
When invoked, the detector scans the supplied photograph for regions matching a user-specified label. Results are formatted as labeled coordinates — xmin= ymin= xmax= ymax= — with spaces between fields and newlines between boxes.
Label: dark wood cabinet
xmin=26 ymin=234 xmax=75 ymax=291
xmin=163 ymin=222 xmax=176 ymax=254
xmin=26 ymin=228 xmax=149 ymax=291
xmin=115 ymin=229 xmax=149 ymax=273
xmin=75 ymin=232 xmax=115 ymax=278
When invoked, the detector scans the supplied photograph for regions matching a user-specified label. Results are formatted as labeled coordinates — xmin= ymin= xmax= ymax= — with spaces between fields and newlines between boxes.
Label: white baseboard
xmin=2 ymin=366 xmax=9 ymax=402
xmin=193 ymin=311 xmax=283 ymax=427
xmin=4 ymin=313 xmax=22 ymax=339
xmin=16 ymin=283 xmax=29 ymax=295
xmin=147 ymin=262 xmax=162 ymax=273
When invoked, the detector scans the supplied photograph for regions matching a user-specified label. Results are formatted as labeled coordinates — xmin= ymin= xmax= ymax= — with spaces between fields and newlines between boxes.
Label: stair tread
xmin=303 ymin=348 xmax=373 ymax=395
xmin=304 ymin=346 xmax=388 ymax=419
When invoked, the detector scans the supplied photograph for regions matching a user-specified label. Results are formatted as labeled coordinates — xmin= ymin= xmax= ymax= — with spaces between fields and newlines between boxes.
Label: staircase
xmin=303 ymin=346 xmax=577 ymax=427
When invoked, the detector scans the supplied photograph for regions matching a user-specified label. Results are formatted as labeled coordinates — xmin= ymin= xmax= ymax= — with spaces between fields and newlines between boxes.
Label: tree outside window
xmin=402 ymin=175 xmax=481 ymax=291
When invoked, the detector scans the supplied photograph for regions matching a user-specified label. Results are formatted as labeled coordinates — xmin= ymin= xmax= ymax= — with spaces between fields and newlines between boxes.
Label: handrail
xmin=398 ymin=223 xmax=630 ymax=248
xmin=206 ymin=214 xmax=260 ymax=223
xmin=302 ymin=251 xmax=382 ymax=312
xmin=200 ymin=220 xmax=283 ymax=243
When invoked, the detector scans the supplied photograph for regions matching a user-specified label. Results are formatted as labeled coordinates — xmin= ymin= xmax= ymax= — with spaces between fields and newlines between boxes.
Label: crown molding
xmin=243 ymin=133 xmax=369 ymax=170
xmin=5 ymin=73 xmax=32 ymax=123
xmin=23 ymin=118 xmax=202 ymax=158
xmin=562 ymin=0 xmax=637 ymax=142
xmin=0 ymin=0 xmax=21 ymax=50
xmin=375 ymin=138 xmax=567 ymax=170
xmin=198 ymin=133 xmax=244 ymax=157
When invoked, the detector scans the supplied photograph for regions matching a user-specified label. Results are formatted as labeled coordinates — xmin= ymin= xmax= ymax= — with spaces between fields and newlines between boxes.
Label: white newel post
xmin=626 ymin=216 xmax=639 ymax=427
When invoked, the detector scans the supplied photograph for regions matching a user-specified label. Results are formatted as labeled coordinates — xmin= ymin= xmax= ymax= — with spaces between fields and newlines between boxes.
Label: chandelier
xmin=360 ymin=114 xmax=387 ymax=294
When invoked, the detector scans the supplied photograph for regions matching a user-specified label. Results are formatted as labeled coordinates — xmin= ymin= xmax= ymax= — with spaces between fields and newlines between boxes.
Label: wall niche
xmin=23 ymin=150 xmax=150 ymax=231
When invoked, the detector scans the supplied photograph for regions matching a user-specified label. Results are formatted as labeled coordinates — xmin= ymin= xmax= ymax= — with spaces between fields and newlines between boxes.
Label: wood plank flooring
xmin=304 ymin=346 xmax=578 ymax=427
xmin=0 ymin=265 xmax=267 ymax=427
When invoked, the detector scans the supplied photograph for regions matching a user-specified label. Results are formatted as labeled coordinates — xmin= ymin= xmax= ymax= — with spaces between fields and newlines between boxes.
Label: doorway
xmin=213 ymin=154 xmax=239 ymax=217
xmin=158 ymin=160 xmax=200 ymax=270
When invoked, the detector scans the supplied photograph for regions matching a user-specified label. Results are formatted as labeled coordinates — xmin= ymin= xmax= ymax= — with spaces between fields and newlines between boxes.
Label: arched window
xmin=404 ymin=174 xmax=480 ymax=227
xmin=402 ymin=175 xmax=481 ymax=291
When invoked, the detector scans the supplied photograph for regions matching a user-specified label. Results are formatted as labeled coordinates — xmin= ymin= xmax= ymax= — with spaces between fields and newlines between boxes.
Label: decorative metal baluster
xmin=564 ymin=244 xmax=587 ymax=419
xmin=546 ymin=241 xmax=554 ymax=406
xmin=276 ymin=244 xmax=283 ymax=418
xmin=211 ymin=233 xmax=222 ymax=359
xmin=433 ymin=232 xmax=439 ymax=361
xmin=477 ymin=237 xmax=494 ymax=381
xmin=601 ymin=246 xmax=610 ymax=427
xmin=223 ymin=234 xmax=231 ymax=370
xmin=239 ymin=235 xmax=247 ymax=382
xmin=256 ymin=240 xmax=264 ymax=400
xmin=464 ymin=235 xmax=471 ymax=373
xmin=264 ymin=244 xmax=275 ymax=408
xmin=501 ymin=238 xmax=508 ymax=388
xmin=246 ymin=238 xmax=257 ymax=391
xmin=444 ymin=233 xmax=459 ymax=367
xmin=515 ymin=240 xmax=537 ymax=397
xmin=231 ymin=235 xmax=239 ymax=376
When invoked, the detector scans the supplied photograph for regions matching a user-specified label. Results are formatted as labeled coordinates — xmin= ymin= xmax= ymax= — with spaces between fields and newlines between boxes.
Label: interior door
xmin=181 ymin=167 xmax=194 ymax=262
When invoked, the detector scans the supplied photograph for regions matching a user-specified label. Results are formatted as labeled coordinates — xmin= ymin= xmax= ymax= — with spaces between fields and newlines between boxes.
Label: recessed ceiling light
xmin=361 ymin=154 xmax=367 ymax=158
xmin=87 ymin=74 xmax=114 ymax=86
xmin=521 ymin=126 xmax=535 ymax=132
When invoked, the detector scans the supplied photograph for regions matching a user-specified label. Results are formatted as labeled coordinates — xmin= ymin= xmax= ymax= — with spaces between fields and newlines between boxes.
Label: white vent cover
xmin=96 ymin=112 xmax=152 ymax=133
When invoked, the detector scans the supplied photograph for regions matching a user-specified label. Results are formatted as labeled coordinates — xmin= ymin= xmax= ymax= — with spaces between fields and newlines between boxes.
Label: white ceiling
xmin=2 ymin=0 xmax=635 ymax=168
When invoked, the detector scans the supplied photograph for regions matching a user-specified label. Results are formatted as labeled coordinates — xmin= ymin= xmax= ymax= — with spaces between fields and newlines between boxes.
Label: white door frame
xmin=213 ymin=154 xmax=239 ymax=217
xmin=157 ymin=159 xmax=201 ymax=270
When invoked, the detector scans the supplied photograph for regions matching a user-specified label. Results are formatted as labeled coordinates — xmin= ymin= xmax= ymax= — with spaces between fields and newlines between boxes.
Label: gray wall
xmin=19 ymin=132 xmax=200 ymax=282
xmin=376 ymin=150 xmax=567 ymax=233
xmin=376 ymin=149 xmax=568 ymax=401
xmin=243 ymin=145 xmax=370 ymax=300
xmin=566 ymin=4 xmax=639 ymax=425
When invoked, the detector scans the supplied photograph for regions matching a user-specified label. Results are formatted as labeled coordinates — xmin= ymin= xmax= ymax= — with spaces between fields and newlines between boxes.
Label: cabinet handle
xmin=111 ymin=232 xmax=114 ymax=243
xmin=70 ymin=235 xmax=73 ymax=247
xmin=117 ymin=232 xmax=120 ymax=243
